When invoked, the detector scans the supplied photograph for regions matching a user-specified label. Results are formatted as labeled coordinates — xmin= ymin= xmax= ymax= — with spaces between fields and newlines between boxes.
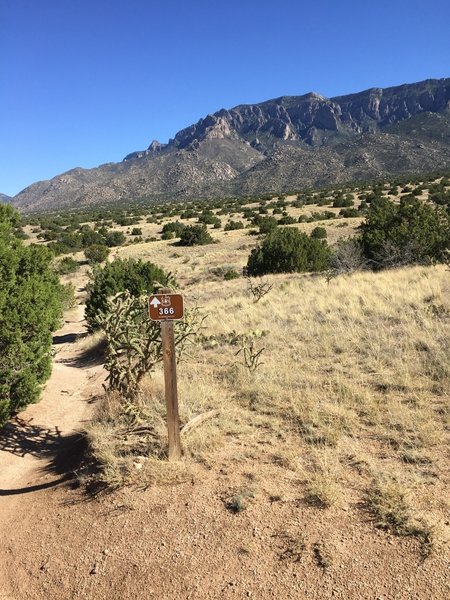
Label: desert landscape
xmin=1 ymin=173 xmax=449 ymax=599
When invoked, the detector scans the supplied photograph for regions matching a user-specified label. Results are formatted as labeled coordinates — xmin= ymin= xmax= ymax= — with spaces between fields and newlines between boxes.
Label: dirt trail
xmin=0 ymin=304 xmax=104 ymax=597
xmin=1 ymin=295 xmax=449 ymax=599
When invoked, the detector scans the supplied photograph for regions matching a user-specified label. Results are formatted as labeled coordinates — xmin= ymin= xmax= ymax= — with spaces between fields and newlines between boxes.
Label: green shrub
xmin=258 ymin=216 xmax=278 ymax=235
xmin=332 ymin=197 xmax=354 ymax=208
xmin=161 ymin=221 xmax=186 ymax=238
xmin=310 ymin=226 xmax=327 ymax=239
xmin=178 ymin=224 xmax=214 ymax=246
xmin=224 ymin=220 xmax=245 ymax=231
xmin=131 ymin=227 xmax=142 ymax=236
xmin=339 ymin=208 xmax=359 ymax=218
xmin=0 ymin=205 xmax=64 ymax=426
xmin=61 ymin=282 xmax=77 ymax=310
xmin=85 ymin=258 xmax=173 ymax=329
xmin=105 ymin=230 xmax=126 ymax=247
xmin=360 ymin=196 xmax=450 ymax=267
xmin=246 ymin=227 xmax=330 ymax=276
xmin=278 ymin=215 xmax=296 ymax=225
xmin=84 ymin=244 xmax=110 ymax=264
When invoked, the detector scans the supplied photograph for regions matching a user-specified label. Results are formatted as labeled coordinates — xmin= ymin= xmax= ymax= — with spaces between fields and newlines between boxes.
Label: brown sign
xmin=148 ymin=293 xmax=184 ymax=321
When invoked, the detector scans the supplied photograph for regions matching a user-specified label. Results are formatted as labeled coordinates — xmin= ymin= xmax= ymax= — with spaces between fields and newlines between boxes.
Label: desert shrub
xmin=224 ymin=268 xmax=240 ymax=280
xmin=0 ymin=205 xmax=64 ymax=425
xmin=326 ymin=238 xmax=367 ymax=281
xmin=95 ymin=291 xmax=204 ymax=407
xmin=224 ymin=220 xmax=244 ymax=231
xmin=278 ymin=215 xmax=296 ymax=225
xmin=258 ymin=216 xmax=278 ymax=234
xmin=161 ymin=221 xmax=186 ymax=238
xmin=333 ymin=197 xmax=354 ymax=208
xmin=339 ymin=208 xmax=359 ymax=218
xmin=80 ymin=228 xmax=105 ymax=248
xmin=246 ymin=227 xmax=330 ymax=276
xmin=84 ymin=244 xmax=110 ymax=264
xmin=60 ymin=282 xmax=77 ymax=310
xmin=85 ymin=258 xmax=173 ymax=330
xmin=311 ymin=226 xmax=327 ymax=239
xmin=105 ymin=230 xmax=126 ymax=247
xmin=178 ymin=224 xmax=214 ymax=246
xmin=360 ymin=196 xmax=450 ymax=267
xmin=131 ymin=227 xmax=142 ymax=236
xmin=56 ymin=256 xmax=79 ymax=275
xmin=197 ymin=210 xmax=219 ymax=226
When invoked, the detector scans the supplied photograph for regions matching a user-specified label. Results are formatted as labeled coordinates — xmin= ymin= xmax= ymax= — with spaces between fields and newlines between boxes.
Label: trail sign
xmin=148 ymin=292 xmax=184 ymax=321
xmin=150 ymin=288 xmax=183 ymax=460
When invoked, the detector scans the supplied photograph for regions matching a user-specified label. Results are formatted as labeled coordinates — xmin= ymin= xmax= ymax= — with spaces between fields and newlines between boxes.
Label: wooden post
xmin=159 ymin=288 xmax=182 ymax=460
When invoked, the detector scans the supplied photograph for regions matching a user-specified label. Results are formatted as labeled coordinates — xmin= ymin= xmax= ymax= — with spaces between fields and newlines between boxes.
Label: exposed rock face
xmin=12 ymin=78 xmax=450 ymax=212
xmin=0 ymin=193 xmax=12 ymax=204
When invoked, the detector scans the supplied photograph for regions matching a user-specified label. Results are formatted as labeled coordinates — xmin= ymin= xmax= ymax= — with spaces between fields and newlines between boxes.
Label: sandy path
xmin=0 ymin=304 xmax=104 ymax=598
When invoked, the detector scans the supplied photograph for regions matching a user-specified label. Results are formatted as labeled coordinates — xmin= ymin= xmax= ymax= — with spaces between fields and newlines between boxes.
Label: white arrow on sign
xmin=149 ymin=297 xmax=161 ymax=307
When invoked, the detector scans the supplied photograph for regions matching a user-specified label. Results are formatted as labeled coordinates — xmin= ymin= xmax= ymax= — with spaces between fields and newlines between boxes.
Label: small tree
xmin=105 ymin=230 xmax=126 ymax=247
xmin=0 ymin=205 xmax=64 ymax=425
xmin=246 ymin=227 xmax=330 ymax=276
xmin=178 ymin=224 xmax=214 ymax=246
xmin=311 ymin=226 xmax=327 ymax=239
xmin=84 ymin=244 xmax=110 ymax=264
xmin=360 ymin=196 xmax=450 ymax=267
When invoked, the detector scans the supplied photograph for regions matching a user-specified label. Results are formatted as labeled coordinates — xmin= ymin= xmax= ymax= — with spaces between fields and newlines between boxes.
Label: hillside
xmin=12 ymin=78 xmax=450 ymax=212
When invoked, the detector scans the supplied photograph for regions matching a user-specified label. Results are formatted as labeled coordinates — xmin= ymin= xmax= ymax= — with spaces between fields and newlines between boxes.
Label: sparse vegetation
xmin=11 ymin=173 xmax=450 ymax=561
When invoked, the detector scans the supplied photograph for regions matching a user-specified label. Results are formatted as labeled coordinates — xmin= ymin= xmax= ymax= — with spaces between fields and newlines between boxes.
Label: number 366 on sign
xmin=148 ymin=293 xmax=184 ymax=321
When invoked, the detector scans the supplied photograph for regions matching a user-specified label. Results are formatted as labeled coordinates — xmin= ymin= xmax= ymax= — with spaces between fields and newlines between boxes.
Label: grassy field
xmin=83 ymin=258 xmax=449 ymax=553
xmin=23 ymin=176 xmax=450 ymax=554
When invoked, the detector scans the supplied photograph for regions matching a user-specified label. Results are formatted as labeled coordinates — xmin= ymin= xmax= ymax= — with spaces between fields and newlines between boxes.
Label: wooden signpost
xmin=148 ymin=288 xmax=184 ymax=460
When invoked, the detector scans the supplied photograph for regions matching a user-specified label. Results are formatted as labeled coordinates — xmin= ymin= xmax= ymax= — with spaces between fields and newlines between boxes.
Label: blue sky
xmin=1 ymin=0 xmax=449 ymax=196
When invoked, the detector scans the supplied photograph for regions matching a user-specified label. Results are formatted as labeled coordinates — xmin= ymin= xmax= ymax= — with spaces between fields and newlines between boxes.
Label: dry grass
xmin=84 ymin=260 xmax=449 ymax=549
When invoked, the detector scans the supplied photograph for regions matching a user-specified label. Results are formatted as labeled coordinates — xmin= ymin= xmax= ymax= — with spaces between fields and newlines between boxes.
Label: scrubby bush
xmin=224 ymin=220 xmax=245 ymax=231
xmin=224 ymin=268 xmax=240 ymax=280
xmin=85 ymin=258 xmax=173 ymax=329
xmin=178 ymin=224 xmax=214 ymax=246
xmin=360 ymin=196 xmax=450 ymax=267
xmin=278 ymin=215 xmax=296 ymax=225
xmin=131 ymin=227 xmax=142 ymax=236
xmin=246 ymin=227 xmax=330 ymax=276
xmin=311 ymin=226 xmax=327 ymax=239
xmin=258 ymin=216 xmax=278 ymax=234
xmin=339 ymin=208 xmax=359 ymax=218
xmin=333 ymin=197 xmax=354 ymax=208
xmin=0 ymin=205 xmax=64 ymax=426
xmin=84 ymin=244 xmax=110 ymax=264
xmin=161 ymin=221 xmax=186 ymax=238
xmin=105 ymin=230 xmax=126 ymax=247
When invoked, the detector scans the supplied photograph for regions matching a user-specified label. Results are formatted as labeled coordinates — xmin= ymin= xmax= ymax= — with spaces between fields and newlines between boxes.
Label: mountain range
xmin=11 ymin=78 xmax=450 ymax=212
xmin=0 ymin=193 xmax=12 ymax=204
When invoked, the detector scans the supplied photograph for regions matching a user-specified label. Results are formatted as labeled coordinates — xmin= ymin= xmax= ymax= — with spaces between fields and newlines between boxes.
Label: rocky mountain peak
xmin=11 ymin=78 xmax=450 ymax=212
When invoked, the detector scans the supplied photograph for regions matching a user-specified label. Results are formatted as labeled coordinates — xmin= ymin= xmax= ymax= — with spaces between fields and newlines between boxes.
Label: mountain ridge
xmin=12 ymin=78 xmax=450 ymax=212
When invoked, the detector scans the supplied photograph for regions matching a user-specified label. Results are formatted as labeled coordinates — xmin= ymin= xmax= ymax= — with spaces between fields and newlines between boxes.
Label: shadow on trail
xmin=0 ymin=418 xmax=88 ymax=496
xmin=56 ymin=336 xmax=106 ymax=369
xmin=53 ymin=332 xmax=88 ymax=345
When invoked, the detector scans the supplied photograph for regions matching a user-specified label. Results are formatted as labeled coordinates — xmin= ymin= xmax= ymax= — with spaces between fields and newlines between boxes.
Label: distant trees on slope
xmin=245 ymin=196 xmax=450 ymax=277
